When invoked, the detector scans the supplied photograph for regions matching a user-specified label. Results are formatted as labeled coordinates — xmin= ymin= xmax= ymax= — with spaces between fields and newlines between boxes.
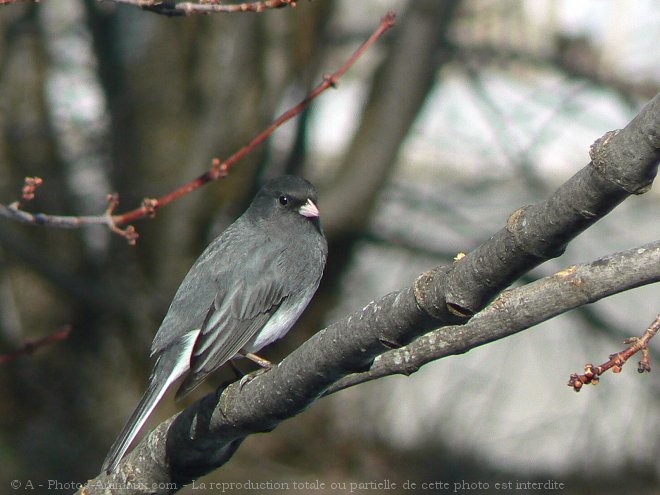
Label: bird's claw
xmin=238 ymin=366 xmax=272 ymax=390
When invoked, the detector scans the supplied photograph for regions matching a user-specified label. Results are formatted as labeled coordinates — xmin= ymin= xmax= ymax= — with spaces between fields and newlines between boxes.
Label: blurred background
xmin=0 ymin=0 xmax=658 ymax=493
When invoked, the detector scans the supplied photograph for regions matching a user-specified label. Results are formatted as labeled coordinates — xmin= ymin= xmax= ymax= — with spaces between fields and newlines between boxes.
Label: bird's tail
xmin=101 ymin=337 xmax=195 ymax=474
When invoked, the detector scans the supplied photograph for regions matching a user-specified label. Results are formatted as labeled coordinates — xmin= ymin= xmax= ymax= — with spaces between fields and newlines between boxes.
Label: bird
xmin=102 ymin=175 xmax=328 ymax=473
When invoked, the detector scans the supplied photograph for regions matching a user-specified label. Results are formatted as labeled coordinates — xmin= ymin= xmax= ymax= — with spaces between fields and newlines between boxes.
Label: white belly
xmin=243 ymin=284 xmax=317 ymax=353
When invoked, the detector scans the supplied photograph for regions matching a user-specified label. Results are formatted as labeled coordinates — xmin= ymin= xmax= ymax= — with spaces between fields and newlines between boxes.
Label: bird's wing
xmin=150 ymin=230 xmax=233 ymax=357
xmin=196 ymin=276 xmax=287 ymax=370
xmin=175 ymin=251 xmax=290 ymax=398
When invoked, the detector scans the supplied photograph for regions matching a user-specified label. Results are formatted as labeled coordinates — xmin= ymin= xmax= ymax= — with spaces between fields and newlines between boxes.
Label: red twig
xmin=0 ymin=12 xmax=397 ymax=244
xmin=114 ymin=12 xmax=395 ymax=226
xmin=568 ymin=314 xmax=659 ymax=392
xmin=0 ymin=326 xmax=72 ymax=365
xmin=21 ymin=176 xmax=43 ymax=202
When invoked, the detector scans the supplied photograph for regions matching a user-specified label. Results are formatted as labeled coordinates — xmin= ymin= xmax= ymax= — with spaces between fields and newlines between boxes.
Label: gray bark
xmin=78 ymin=92 xmax=660 ymax=494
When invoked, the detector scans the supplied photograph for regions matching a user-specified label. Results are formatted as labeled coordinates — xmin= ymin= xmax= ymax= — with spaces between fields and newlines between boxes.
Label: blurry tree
xmin=0 ymin=0 xmax=658 ymax=494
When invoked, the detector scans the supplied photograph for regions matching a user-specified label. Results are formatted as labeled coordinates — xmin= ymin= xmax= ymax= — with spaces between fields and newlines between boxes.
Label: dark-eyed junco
xmin=102 ymin=175 xmax=327 ymax=473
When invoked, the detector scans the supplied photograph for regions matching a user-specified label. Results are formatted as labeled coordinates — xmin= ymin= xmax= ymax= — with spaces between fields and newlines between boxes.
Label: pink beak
xmin=299 ymin=199 xmax=320 ymax=218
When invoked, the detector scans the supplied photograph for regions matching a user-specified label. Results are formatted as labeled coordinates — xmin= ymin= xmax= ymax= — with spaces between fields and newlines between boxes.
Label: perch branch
xmin=78 ymin=91 xmax=660 ymax=494
xmin=78 ymin=242 xmax=660 ymax=494
xmin=326 ymin=241 xmax=660 ymax=395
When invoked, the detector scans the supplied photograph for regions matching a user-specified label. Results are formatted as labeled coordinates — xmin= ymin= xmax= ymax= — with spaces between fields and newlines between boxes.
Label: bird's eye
xmin=278 ymin=195 xmax=289 ymax=206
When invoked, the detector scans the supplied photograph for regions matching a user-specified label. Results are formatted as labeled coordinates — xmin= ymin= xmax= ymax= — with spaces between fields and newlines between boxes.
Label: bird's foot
xmin=238 ymin=366 xmax=272 ymax=390
xmin=236 ymin=352 xmax=274 ymax=390
xmin=244 ymin=352 xmax=273 ymax=369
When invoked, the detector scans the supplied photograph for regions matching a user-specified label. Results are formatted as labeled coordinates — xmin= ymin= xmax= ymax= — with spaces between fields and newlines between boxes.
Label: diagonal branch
xmin=80 ymin=243 xmax=660 ymax=494
xmin=79 ymin=92 xmax=660 ymax=494
xmin=418 ymin=92 xmax=659 ymax=319
xmin=0 ymin=12 xmax=396 ymax=244
xmin=327 ymin=240 xmax=660 ymax=395
xmin=112 ymin=11 xmax=395 ymax=228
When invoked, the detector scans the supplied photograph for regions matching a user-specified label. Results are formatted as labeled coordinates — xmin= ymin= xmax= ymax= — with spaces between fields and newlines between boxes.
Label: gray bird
xmin=102 ymin=175 xmax=328 ymax=473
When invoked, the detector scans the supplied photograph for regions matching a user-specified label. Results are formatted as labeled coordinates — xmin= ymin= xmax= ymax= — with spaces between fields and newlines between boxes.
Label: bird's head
xmin=249 ymin=175 xmax=324 ymax=235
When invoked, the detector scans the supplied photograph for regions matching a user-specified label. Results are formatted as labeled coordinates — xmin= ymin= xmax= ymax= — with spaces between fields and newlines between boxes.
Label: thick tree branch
xmin=327 ymin=240 xmax=660 ymax=394
xmin=81 ymin=243 xmax=660 ymax=494
xmin=79 ymin=92 xmax=660 ymax=493
xmin=418 ymin=92 xmax=659 ymax=318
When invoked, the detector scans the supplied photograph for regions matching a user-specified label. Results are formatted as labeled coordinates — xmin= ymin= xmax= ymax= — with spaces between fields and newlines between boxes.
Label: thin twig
xmin=114 ymin=12 xmax=395 ymax=225
xmin=0 ymin=186 xmax=138 ymax=243
xmin=0 ymin=0 xmax=303 ymax=14
xmin=568 ymin=314 xmax=659 ymax=391
xmin=112 ymin=0 xmax=302 ymax=16
xmin=0 ymin=326 xmax=72 ymax=365
xmin=0 ymin=12 xmax=397 ymax=244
